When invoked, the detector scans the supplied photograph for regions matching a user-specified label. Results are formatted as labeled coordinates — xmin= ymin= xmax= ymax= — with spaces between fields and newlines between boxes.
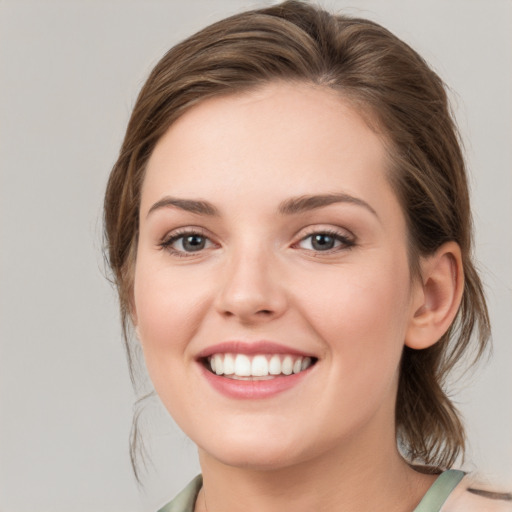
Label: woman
xmin=103 ymin=1 xmax=511 ymax=510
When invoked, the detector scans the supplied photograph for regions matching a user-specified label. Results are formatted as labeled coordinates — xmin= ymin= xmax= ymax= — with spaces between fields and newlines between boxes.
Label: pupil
xmin=184 ymin=235 xmax=205 ymax=251
xmin=312 ymin=234 xmax=334 ymax=250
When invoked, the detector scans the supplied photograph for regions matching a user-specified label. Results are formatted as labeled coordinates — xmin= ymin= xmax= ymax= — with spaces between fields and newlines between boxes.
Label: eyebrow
xmin=147 ymin=197 xmax=220 ymax=217
xmin=147 ymin=192 xmax=378 ymax=219
xmin=278 ymin=193 xmax=378 ymax=218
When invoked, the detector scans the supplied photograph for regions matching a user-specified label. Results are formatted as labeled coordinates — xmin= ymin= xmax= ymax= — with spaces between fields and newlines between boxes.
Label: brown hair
xmin=104 ymin=0 xmax=490 ymax=475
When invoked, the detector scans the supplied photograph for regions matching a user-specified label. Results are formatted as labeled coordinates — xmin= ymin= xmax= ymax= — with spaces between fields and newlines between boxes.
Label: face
xmin=134 ymin=82 xmax=419 ymax=470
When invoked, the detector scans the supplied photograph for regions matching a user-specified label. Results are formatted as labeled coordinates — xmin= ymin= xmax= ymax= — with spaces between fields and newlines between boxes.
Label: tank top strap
xmin=413 ymin=470 xmax=465 ymax=512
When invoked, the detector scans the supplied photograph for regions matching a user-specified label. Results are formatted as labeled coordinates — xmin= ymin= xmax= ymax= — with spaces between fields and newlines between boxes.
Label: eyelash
xmin=159 ymin=227 xmax=356 ymax=258
xmin=294 ymin=228 xmax=356 ymax=254
xmin=159 ymin=228 xmax=213 ymax=258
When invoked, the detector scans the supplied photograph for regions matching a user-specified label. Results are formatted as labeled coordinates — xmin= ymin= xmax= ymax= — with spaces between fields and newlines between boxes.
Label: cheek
xmin=132 ymin=256 xmax=211 ymax=377
xmin=299 ymin=257 xmax=412 ymax=379
xmin=132 ymin=261 xmax=211 ymax=421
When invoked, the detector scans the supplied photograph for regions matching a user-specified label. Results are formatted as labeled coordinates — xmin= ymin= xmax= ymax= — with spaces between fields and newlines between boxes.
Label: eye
xmin=297 ymin=230 xmax=354 ymax=252
xmin=160 ymin=230 xmax=214 ymax=256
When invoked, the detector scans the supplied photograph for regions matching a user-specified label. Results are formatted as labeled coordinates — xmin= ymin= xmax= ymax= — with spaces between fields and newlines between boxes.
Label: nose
xmin=214 ymin=245 xmax=288 ymax=324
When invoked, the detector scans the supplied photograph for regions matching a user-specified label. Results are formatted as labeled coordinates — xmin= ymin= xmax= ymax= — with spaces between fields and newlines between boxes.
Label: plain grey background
xmin=1 ymin=1 xmax=511 ymax=510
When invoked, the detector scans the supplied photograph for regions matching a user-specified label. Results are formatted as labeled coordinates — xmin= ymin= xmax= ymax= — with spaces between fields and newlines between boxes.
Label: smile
xmin=197 ymin=341 xmax=318 ymax=399
xmin=207 ymin=353 xmax=315 ymax=379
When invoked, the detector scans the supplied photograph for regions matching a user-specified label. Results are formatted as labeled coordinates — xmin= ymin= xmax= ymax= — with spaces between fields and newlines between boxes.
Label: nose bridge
xmin=215 ymin=237 xmax=286 ymax=321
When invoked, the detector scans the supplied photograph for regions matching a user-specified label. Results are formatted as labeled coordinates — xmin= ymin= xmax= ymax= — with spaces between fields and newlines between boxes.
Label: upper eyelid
xmin=294 ymin=224 xmax=355 ymax=241
xmin=160 ymin=226 xmax=210 ymax=243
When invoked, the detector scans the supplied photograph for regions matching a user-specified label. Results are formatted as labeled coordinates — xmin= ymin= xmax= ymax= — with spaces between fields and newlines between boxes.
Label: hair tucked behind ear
xmin=104 ymin=0 xmax=490 ymax=478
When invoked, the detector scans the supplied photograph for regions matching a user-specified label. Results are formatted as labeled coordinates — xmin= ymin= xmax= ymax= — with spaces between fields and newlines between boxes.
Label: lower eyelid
xmin=298 ymin=237 xmax=353 ymax=251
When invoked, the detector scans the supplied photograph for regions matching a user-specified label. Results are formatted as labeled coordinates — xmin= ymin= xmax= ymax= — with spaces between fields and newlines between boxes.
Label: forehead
xmin=141 ymin=82 xmax=396 ymax=220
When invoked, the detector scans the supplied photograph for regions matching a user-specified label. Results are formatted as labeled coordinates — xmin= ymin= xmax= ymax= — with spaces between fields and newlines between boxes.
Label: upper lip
xmin=196 ymin=341 xmax=316 ymax=359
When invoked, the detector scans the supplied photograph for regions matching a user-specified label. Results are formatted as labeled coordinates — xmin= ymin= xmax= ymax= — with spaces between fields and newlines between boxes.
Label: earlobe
xmin=405 ymin=241 xmax=464 ymax=350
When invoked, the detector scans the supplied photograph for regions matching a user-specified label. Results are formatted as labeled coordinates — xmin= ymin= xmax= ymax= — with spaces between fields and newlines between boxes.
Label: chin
xmin=208 ymin=445 xmax=303 ymax=471
xmin=196 ymin=427 xmax=319 ymax=472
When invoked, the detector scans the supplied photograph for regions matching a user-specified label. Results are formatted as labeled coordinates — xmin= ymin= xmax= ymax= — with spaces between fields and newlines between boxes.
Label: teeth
xmin=207 ymin=353 xmax=314 ymax=378
xmin=301 ymin=357 xmax=312 ymax=371
xmin=269 ymin=354 xmax=281 ymax=375
xmin=223 ymin=353 xmax=235 ymax=375
xmin=282 ymin=356 xmax=293 ymax=375
xmin=214 ymin=354 xmax=223 ymax=375
xmin=251 ymin=355 xmax=268 ymax=377
xmin=234 ymin=354 xmax=251 ymax=376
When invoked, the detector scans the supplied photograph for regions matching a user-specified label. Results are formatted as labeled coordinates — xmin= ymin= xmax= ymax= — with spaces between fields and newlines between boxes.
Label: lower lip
xmin=199 ymin=363 xmax=312 ymax=399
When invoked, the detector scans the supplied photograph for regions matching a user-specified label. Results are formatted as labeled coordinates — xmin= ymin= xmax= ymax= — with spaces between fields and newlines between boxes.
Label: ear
xmin=405 ymin=241 xmax=464 ymax=350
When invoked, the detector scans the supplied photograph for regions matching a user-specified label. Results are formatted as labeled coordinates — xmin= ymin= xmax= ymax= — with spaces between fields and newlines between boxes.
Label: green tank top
xmin=413 ymin=469 xmax=465 ymax=511
xmin=158 ymin=469 xmax=465 ymax=512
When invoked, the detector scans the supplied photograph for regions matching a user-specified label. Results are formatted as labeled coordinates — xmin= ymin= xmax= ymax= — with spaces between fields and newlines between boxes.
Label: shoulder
xmin=157 ymin=475 xmax=203 ymax=512
xmin=442 ymin=473 xmax=512 ymax=512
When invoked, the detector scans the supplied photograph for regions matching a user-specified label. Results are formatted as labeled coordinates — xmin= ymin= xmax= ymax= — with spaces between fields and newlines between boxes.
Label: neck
xmin=195 ymin=419 xmax=436 ymax=512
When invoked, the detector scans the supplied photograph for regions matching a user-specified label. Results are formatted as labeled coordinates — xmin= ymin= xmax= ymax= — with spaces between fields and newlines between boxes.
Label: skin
xmin=133 ymin=82 xmax=462 ymax=511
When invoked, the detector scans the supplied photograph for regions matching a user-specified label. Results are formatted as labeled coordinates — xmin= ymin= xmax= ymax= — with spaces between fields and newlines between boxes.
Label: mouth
xmin=196 ymin=341 xmax=318 ymax=398
xmin=202 ymin=353 xmax=317 ymax=380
